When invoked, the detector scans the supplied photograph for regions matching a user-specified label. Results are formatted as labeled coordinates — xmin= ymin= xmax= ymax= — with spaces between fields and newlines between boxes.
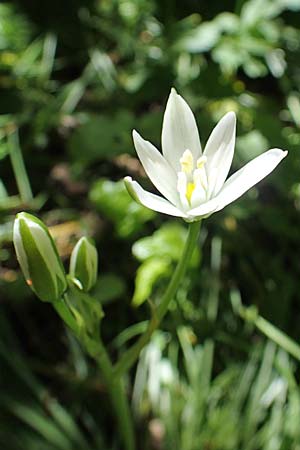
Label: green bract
xmin=69 ymin=237 xmax=98 ymax=292
xmin=13 ymin=212 xmax=67 ymax=302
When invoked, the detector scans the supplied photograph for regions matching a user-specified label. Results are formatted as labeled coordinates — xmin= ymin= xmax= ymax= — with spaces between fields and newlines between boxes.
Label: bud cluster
xmin=13 ymin=212 xmax=98 ymax=303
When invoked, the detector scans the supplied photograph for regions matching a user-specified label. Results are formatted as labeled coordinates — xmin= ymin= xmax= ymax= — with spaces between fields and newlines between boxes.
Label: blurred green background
xmin=1 ymin=0 xmax=300 ymax=449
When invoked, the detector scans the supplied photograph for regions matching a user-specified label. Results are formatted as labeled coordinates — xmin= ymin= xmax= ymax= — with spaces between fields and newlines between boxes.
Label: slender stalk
xmin=8 ymin=130 xmax=33 ymax=203
xmin=53 ymin=297 xmax=79 ymax=335
xmin=90 ymin=336 xmax=135 ymax=450
xmin=54 ymin=294 xmax=135 ymax=450
xmin=54 ymin=221 xmax=201 ymax=449
xmin=114 ymin=220 xmax=201 ymax=377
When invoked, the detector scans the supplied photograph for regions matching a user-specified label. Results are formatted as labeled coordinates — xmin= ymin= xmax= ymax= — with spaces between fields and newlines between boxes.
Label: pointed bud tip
xmin=16 ymin=211 xmax=26 ymax=221
xmin=77 ymin=236 xmax=90 ymax=245
xmin=15 ymin=212 xmax=44 ymax=228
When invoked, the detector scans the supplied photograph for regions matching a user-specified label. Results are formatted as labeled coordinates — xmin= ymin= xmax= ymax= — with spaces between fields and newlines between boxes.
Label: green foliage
xmin=89 ymin=179 xmax=155 ymax=237
xmin=93 ymin=273 xmax=126 ymax=306
xmin=1 ymin=0 xmax=300 ymax=448
xmin=68 ymin=112 xmax=135 ymax=171
xmin=0 ymin=4 xmax=31 ymax=52
xmin=132 ymin=222 xmax=200 ymax=266
xmin=132 ymin=223 xmax=200 ymax=306
xmin=133 ymin=330 xmax=300 ymax=450
xmin=0 ymin=315 xmax=103 ymax=450
xmin=132 ymin=257 xmax=171 ymax=307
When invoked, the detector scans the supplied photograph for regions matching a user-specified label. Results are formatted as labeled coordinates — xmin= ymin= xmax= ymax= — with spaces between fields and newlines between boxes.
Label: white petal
xmin=187 ymin=198 xmax=220 ymax=219
xmin=188 ymin=148 xmax=287 ymax=218
xmin=204 ymin=112 xmax=236 ymax=197
xmin=132 ymin=130 xmax=179 ymax=206
xmin=190 ymin=168 xmax=208 ymax=208
xmin=124 ymin=177 xmax=187 ymax=218
xmin=213 ymin=148 xmax=287 ymax=211
xmin=162 ymin=88 xmax=202 ymax=171
xmin=177 ymin=171 xmax=190 ymax=210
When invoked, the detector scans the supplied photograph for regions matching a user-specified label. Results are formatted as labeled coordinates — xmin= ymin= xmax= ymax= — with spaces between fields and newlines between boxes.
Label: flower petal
xmin=132 ymin=130 xmax=179 ymax=206
xmin=162 ymin=88 xmax=202 ymax=171
xmin=204 ymin=111 xmax=236 ymax=198
xmin=188 ymin=148 xmax=287 ymax=218
xmin=214 ymin=148 xmax=288 ymax=210
xmin=187 ymin=198 xmax=220 ymax=219
xmin=124 ymin=177 xmax=187 ymax=218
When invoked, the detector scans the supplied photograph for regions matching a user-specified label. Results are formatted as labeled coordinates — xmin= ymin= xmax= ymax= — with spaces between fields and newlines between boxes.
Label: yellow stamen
xmin=177 ymin=151 xmax=208 ymax=207
xmin=180 ymin=149 xmax=194 ymax=174
xmin=186 ymin=182 xmax=195 ymax=203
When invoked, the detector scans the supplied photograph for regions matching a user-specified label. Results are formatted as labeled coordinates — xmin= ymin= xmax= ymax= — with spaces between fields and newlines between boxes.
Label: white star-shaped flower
xmin=125 ymin=88 xmax=287 ymax=221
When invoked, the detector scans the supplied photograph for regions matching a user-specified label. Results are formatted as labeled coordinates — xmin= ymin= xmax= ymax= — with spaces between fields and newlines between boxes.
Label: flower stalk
xmin=114 ymin=220 xmax=201 ymax=378
xmin=84 ymin=333 xmax=135 ymax=450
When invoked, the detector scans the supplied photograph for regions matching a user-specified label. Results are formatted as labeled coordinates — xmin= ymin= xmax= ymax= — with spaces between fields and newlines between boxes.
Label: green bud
xmin=69 ymin=237 xmax=98 ymax=292
xmin=13 ymin=212 xmax=67 ymax=302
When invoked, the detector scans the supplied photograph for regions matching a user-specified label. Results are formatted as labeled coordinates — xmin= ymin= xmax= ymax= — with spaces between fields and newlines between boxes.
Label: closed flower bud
xmin=69 ymin=237 xmax=98 ymax=292
xmin=13 ymin=212 xmax=67 ymax=302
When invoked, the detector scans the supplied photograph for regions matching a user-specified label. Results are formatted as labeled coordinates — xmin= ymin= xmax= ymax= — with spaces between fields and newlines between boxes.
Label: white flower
xmin=125 ymin=88 xmax=287 ymax=221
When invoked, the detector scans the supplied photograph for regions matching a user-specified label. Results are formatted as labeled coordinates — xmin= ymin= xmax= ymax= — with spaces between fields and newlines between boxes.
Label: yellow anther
xmin=180 ymin=149 xmax=194 ymax=174
xmin=196 ymin=155 xmax=207 ymax=169
xmin=186 ymin=182 xmax=195 ymax=203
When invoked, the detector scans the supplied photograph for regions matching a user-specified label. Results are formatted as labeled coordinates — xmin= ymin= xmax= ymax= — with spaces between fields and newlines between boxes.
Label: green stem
xmin=8 ymin=130 xmax=33 ymax=204
xmin=254 ymin=315 xmax=300 ymax=362
xmin=114 ymin=220 xmax=201 ymax=377
xmin=88 ymin=336 xmax=135 ymax=450
xmin=53 ymin=297 xmax=80 ymax=335
xmin=54 ymin=294 xmax=135 ymax=450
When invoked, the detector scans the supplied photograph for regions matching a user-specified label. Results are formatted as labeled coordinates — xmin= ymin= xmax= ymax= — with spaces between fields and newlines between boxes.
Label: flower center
xmin=177 ymin=149 xmax=208 ymax=208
